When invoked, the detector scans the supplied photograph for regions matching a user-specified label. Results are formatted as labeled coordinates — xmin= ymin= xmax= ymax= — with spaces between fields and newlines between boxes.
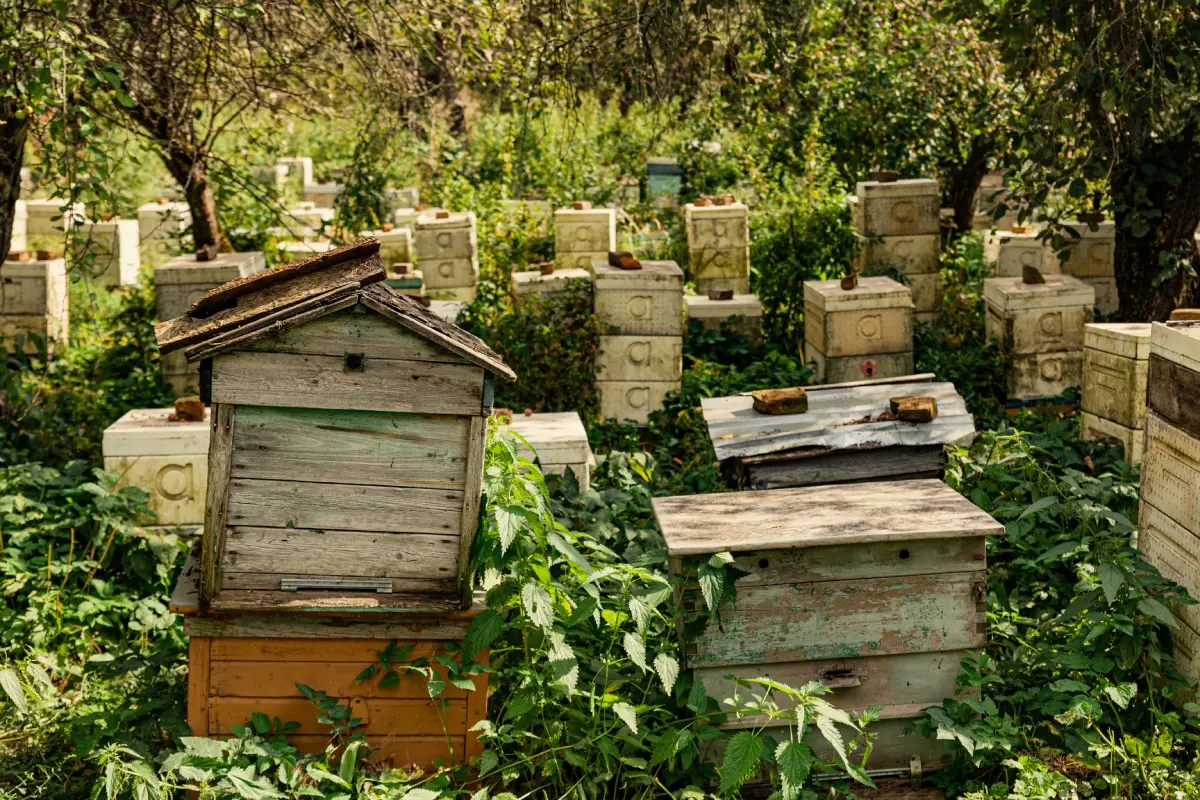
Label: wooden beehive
xmin=654 ymin=479 xmax=1000 ymax=770
xmin=414 ymin=212 xmax=479 ymax=302
xmin=154 ymin=239 xmax=516 ymax=612
xmin=77 ymin=219 xmax=140 ymax=287
xmin=684 ymin=293 xmax=763 ymax=352
xmin=702 ymin=374 xmax=976 ymax=490
xmin=103 ymin=408 xmax=210 ymax=531
xmin=155 ymin=251 xmax=268 ymax=394
xmin=984 ymin=275 xmax=1094 ymax=403
xmin=804 ymin=276 xmax=914 ymax=383
xmin=554 ymin=206 xmax=616 ymax=270
xmin=853 ymin=228 xmax=941 ymax=323
xmin=683 ymin=201 xmax=750 ymax=295
xmin=505 ymin=411 xmax=595 ymax=490
xmin=1 ymin=254 xmax=68 ymax=352
xmin=1081 ymin=323 xmax=1150 ymax=464
xmin=171 ymin=556 xmax=489 ymax=769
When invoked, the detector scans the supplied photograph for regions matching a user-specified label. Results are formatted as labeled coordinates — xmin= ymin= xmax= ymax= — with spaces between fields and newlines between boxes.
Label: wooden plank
xmin=221 ymin=527 xmax=459 ymax=586
xmin=289 ymin=734 xmax=467 ymax=767
xmin=653 ymin=479 xmax=1002 ymax=556
xmin=183 ymin=611 xmax=478 ymax=639
xmin=1138 ymin=502 xmax=1200 ymax=633
xmin=798 ymin=372 xmax=936 ymax=392
xmin=1142 ymin=412 xmax=1200 ymax=534
xmin=457 ymin=416 xmax=487 ymax=608
xmin=742 ymin=445 xmax=946 ymax=490
xmin=225 ymin=478 xmax=464 ymax=535
xmin=464 ymin=648 xmax=490 ymax=762
xmin=238 ymin=308 xmax=469 ymax=363
xmin=209 ymin=697 xmax=465 ymax=736
xmin=208 ymin=589 xmax=462 ymax=613
xmin=169 ymin=545 xmax=201 ymax=614
xmin=220 ymin=571 xmax=454 ymax=594
xmin=201 ymin=403 xmax=235 ymax=606
xmin=731 ymin=537 xmax=985 ymax=586
xmin=210 ymin=350 xmax=485 ymax=416
xmin=230 ymin=406 xmax=470 ymax=490
xmin=686 ymin=571 xmax=986 ymax=668
xmin=184 ymin=290 xmax=362 ymax=363
xmin=187 ymin=637 xmax=212 ymax=737
xmin=1148 ymin=354 xmax=1200 ymax=442
xmin=210 ymin=637 xmax=443 ymax=662
xmin=209 ymin=660 xmax=473 ymax=699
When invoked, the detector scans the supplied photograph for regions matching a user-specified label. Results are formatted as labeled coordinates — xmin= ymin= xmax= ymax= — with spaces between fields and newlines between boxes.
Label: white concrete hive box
xmin=24 ymin=199 xmax=85 ymax=236
xmin=702 ymin=374 xmax=976 ymax=490
xmin=505 ymin=411 xmax=595 ymax=490
xmin=654 ymin=479 xmax=1001 ymax=770
xmin=414 ymin=212 xmax=479 ymax=299
xmin=155 ymin=251 xmax=268 ymax=394
xmin=983 ymin=229 xmax=1053 ymax=279
xmin=685 ymin=293 xmax=763 ymax=351
xmin=554 ymin=206 xmax=616 ymax=270
xmin=853 ymin=179 xmax=940 ymax=237
xmin=10 ymin=199 xmax=26 ymax=251
xmin=277 ymin=157 xmax=314 ymax=192
xmin=804 ymin=276 xmax=914 ymax=383
xmin=592 ymin=259 xmax=684 ymax=336
xmin=103 ymin=408 xmax=211 ymax=529
xmin=303 ymin=182 xmax=343 ymax=206
xmin=855 ymin=232 xmax=939 ymax=275
xmin=683 ymin=202 xmax=750 ymax=292
xmin=138 ymin=201 xmax=192 ymax=258
xmin=153 ymin=238 xmax=516 ymax=613
xmin=1081 ymin=323 xmax=1150 ymax=463
xmin=510 ymin=268 xmax=591 ymax=303
xmin=1054 ymin=222 xmax=1118 ymax=315
xmin=984 ymin=275 xmax=1094 ymax=402
xmin=1 ymin=255 xmax=68 ymax=351
xmin=76 ymin=220 xmax=141 ymax=287
xmin=361 ymin=227 xmax=413 ymax=269
xmin=384 ymin=187 xmax=420 ymax=214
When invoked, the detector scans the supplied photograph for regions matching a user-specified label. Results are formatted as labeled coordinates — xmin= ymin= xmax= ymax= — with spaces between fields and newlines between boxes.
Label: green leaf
xmin=1103 ymin=682 xmax=1137 ymax=709
xmin=1020 ymin=496 xmax=1059 ymax=520
xmin=653 ymin=653 xmax=679 ymax=695
xmin=494 ymin=506 xmax=525 ymax=553
xmin=775 ymin=740 xmax=814 ymax=798
xmin=816 ymin=714 xmax=850 ymax=771
xmin=463 ymin=610 xmax=503 ymax=660
xmin=1138 ymin=598 xmax=1178 ymax=627
xmin=1098 ymin=562 xmax=1125 ymax=604
xmin=686 ymin=677 xmax=709 ymax=712
xmin=521 ymin=582 xmax=554 ymax=630
xmin=339 ymin=740 xmax=363 ymax=785
xmin=698 ymin=563 xmax=724 ymax=612
xmin=624 ymin=632 xmax=648 ymax=671
xmin=1037 ymin=540 xmax=1081 ymax=562
xmin=0 ymin=668 xmax=27 ymax=715
xmin=718 ymin=731 xmax=763 ymax=796
xmin=613 ymin=701 xmax=638 ymax=733
xmin=398 ymin=790 xmax=441 ymax=800
xmin=478 ymin=749 xmax=499 ymax=775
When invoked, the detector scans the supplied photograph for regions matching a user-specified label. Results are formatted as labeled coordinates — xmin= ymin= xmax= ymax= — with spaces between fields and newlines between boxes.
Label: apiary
xmin=154 ymin=251 xmax=268 ymax=394
xmin=702 ymin=374 xmax=975 ymax=489
xmin=1051 ymin=221 xmax=1117 ymax=315
xmin=303 ymin=182 xmax=343 ymax=207
xmin=277 ymin=156 xmax=314 ymax=195
xmin=554 ymin=205 xmax=616 ymax=271
xmin=684 ymin=293 xmax=763 ymax=352
xmin=984 ymin=274 xmax=1094 ymax=403
xmin=384 ymin=187 xmax=420 ymax=215
xmin=1081 ymin=323 xmax=1150 ymax=463
xmin=361 ymin=226 xmax=413 ymax=270
xmin=505 ymin=411 xmax=595 ymax=490
xmin=75 ymin=219 xmax=140 ymax=287
xmin=983 ymin=228 xmax=1054 ymax=278
xmin=646 ymin=157 xmax=683 ymax=208
xmin=138 ymin=200 xmax=192 ymax=262
xmin=1 ymin=253 xmax=68 ymax=352
xmin=284 ymin=203 xmax=333 ymax=240
xmin=682 ymin=200 xmax=750 ymax=295
xmin=24 ymin=198 xmax=85 ymax=236
xmin=804 ymin=276 xmax=914 ymax=383
xmin=852 ymin=177 xmax=942 ymax=321
xmin=10 ymin=200 xmax=26 ymax=251
xmin=154 ymin=239 xmax=515 ymax=611
xmin=593 ymin=258 xmax=683 ymax=424
xmin=510 ymin=267 xmax=591 ymax=304
xmin=414 ymin=211 xmax=478 ymax=303
xmin=654 ymin=478 xmax=999 ymax=770
xmin=103 ymin=407 xmax=210 ymax=531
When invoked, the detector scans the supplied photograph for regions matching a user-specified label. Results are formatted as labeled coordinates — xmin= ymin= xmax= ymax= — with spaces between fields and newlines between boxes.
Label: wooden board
xmin=209 ymin=659 xmax=475 ymax=700
xmin=1148 ymin=354 xmax=1200 ymax=442
xmin=653 ymin=479 xmax=1002 ymax=556
xmin=209 ymin=697 xmax=465 ymax=736
xmin=457 ymin=416 xmax=487 ymax=608
xmin=1138 ymin=501 xmax=1200 ymax=633
xmin=741 ymin=444 xmax=946 ymax=490
xmin=685 ymin=571 xmax=984 ymax=668
xmin=239 ymin=308 xmax=469 ymax=364
xmin=1142 ymin=412 xmax=1200 ymax=534
xmin=210 ymin=350 xmax=485 ymax=416
xmin=230 ymin=406 xmax=470 ymax=490
xmin=200 ymin=403 xmax=236 ymax=605
xmin=183 ymin=611 xmax=479 ymax=639
xmin=208 ymin=589 xmax=462 ymax=613
xmin=730 ymin=537 xmax=985 ymax=586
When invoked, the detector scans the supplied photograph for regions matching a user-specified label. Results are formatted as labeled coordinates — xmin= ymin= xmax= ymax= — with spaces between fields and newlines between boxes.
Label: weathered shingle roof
xmin=154 ymin=239 xmax=516 ymax=381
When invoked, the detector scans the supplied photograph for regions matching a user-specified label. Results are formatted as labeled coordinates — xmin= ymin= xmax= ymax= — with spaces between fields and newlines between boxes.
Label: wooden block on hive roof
xmin=889 ymin=395 xmax=938 ymax=422
xmin=752 ymin=387 xmax=808 ymax=415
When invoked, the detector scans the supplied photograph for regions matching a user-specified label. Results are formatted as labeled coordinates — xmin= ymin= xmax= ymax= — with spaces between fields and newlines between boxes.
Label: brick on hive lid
xmin=890 ymin=395 xmax=938 ymax=422
xmin=752 ymin=387 xmax=808 ymax=415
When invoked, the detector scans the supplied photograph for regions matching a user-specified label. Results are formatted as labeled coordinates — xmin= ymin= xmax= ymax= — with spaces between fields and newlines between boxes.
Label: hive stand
xmin=1081 ymin=323 xmax=1150 ymax=464
xmin=653 ymin=479 xmax=1001 ymax=771
xmin=1 ymin=253 xmax=68 ymax=352
xmin=702 ymin=373 xmax=976 ymax=490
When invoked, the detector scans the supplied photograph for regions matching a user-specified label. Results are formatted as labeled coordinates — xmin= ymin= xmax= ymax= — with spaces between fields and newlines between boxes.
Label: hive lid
xmin=1 ymin=257 xmax=66 ymax=278
xmin=506 ymin=411 xmax=591 ymax=464
xmin=82 ymin=219 xmax=138 ymax=233
xmin=684 ymin=293 xmax=763 ymax=318
xmin=803 ymin=275 xmax=912 ymax=311
xmin=646 ymin=157 xmax=682 ymax=176
xmin=154 ymin=250 xmax=267 ymax=285
xmin=983 ymin=275 xmax=1094 ymax=310
xmin=653 ymin=478 xmax=1002 ymax=556
xmin=1085 ymin=322 xmax=1151 ymax=360
xmin=1060 ymin=220 xmax=1116 ymax=239
xmin=1151 ymin=321 xmax=1200 ymax=373
xmin=555 ymin=207 xmax=614 ymax=223
xmin=592 ymin=259 xmax=684 ymax=289
xmin=415 ymin=211 xmax=476 ymax=230
xmin=683 ymin=202 xmax=749 ymax=219
xmin=102 ymin=408 xmax=211 ymax=457
xmin=855 ymin=178 xmax=939 ymax=200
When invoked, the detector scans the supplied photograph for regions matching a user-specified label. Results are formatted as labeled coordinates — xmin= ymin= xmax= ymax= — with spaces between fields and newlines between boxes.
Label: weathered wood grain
xmin=187 ymin=637 xmax=211 ymax=736
xmin=457 ymin=416 xmax=487 ymax=608
xmin=1142 ymin=412 xmax=1200 ymax=534
xmin=200 ymin=403 xmax=235 ymax=605
xmin=230 ymin=406 xmax=470 ymax=489
xmin=209 ymin=697 xmax=466 ymax=736
xmin=653 ymin=479 xmax=1002 ymax=556
xmin=169 ymin=546 xmax=201 ymax=614
xmin=210 ymin=350 xmax=485 ymax=416
xmin=208 ymin=588 xmax=463 ymax=613
xmin=239 ymin=308 xmax=469 ymax=363
xmin=1138 ymin=501 xmax=1200 ymax=633
xmin=210 ymin=637 xmax=442 ymax=662
xmin=184 ymin=289 xmax=361 ymax=362
xmin=221 ymin=527 xmax=459 ymax=588
xmin=1148 ymin=354 xmax=1200 ymax=442
xmin=209 ymin=659 xmax=473 ymax=699
xmin=183 ymin=610 xmax=480 ymax=639
xmin=220 ymin=570 xmax=454 ymax=594
xmin=224 ymin=477 xmax=464 ymax=535
xmin=729 ymin=537 xmax=985 ymax=586
xmin=287 ymin=735 xmax=468 ymax=767
xmin=742 ymin=445 xmax=946 ymax=490
xmin=685 ymin=571 xmax=986 ymax=668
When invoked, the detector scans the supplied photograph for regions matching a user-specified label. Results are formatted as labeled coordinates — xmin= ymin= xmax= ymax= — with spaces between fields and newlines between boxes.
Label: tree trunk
xmin=944 ymin=135 xmax=992 ymax=241
xmin=161 ymin=146 xmax=224 ymax=256
xmin=0 ymin=101 xmax=29 ymax=260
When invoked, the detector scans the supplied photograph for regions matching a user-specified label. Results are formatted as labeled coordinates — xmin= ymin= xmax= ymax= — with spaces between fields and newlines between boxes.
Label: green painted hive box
xmin=653 ymin=478 xmax=1001 ymax=771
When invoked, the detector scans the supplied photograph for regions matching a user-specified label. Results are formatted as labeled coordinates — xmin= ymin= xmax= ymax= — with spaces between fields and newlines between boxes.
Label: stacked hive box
xmin=285 ymin=202 xmax=333 ymax=239
xmin=506 ymin=411 xmax=595 ymax=491
xmin=682 ymin=200 xmax=750 ymax=295
xmin=138 ymin=201 xmax=192 ymax=263
xmin=1 ymin=253 xmax=68 ymax=351
xmin=103 ymin=408 xmax=210 ymax=532
xmin=1081 ymin=323 xmax=1151 ymax=464
xmin=852 ymin=178 xmax=941 ymax=323
xmin=303 ymin=182 xmax=342 ymax=207
xmin=10 ymin=199 xmax=26 ymax=250
xmin=414 ymin=212 xmax=479 ymax=302
xmin=984 ymin=275 xmax=1094 ymax=403
xmin=277 ymin=156 xmax=313 ymax=196
xmin=155 ymin=240 xmax=515 ymax=765
xmin=1054 ymin=222 xmax=1117 ymax=316
xmin=654 ymin=480 xmax=1000 ymax=771
xmin=25 ymin=199 xmax=85 ymax=236
xmin=983 ymin=228 xmax=1053 ymax=278
xmin=593 ymin=259 xmax=684 ymax=424
xmin=1139 ymin=321 xmax=1200 ymax=689
xmin=554 ymin=204 xmax=615 ymax=271
xmin=803 ymin=276 xmax=914 ymax=383
xmin=684 ymin=293 xmax=763 ymax=353
xmin=155 ymin=251 xmax=267 ymax=394
xmin=76 ymin=219 xmax=140 ymax=287
xmin=510 ymin=267 xmax=591 ymax=305
xmin=361 ymin=226 xmax=413 ymax=272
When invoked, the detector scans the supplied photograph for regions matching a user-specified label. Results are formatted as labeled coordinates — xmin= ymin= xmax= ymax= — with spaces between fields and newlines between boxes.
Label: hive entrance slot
xmin=344 ymin=352 xmax=365 ymax=372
